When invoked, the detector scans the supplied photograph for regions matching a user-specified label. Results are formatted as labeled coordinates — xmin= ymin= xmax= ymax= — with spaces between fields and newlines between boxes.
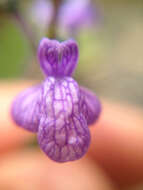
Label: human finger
xmin=0 ymin=81 xmax=34 ymax=153
xmin=0 ymin=149 xmax=115 ymax=190
xmin=89 ymin=100 xmax=143 ymax=187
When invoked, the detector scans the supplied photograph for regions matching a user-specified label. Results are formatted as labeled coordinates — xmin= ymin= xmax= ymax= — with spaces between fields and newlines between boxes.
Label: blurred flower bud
xmin=58 ymin=0 xmax=95 ymax=33
xmin=28 ymin=0 xmax=96 ymax=36
xmin=28 ymin=0 xmax=53 ymax=32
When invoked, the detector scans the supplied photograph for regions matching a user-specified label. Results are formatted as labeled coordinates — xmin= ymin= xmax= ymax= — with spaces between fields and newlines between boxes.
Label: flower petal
xmin=80 ymin=87 xmax=101 ymax=125
xmin=11 ymin=86 xmax=42 ymax=132
xmin=60 ymin=40 xmax=78 ymax=76
xmin=40 ymin=77 xmax=81 ymax=122
xmin=37 ymin=77 xmax=90 ymax=162
xmin=59 ymin=0 xmax=95 ymax=31
xmin=38 ymin=38 xmax=78 ymax=77
xmin=38 ymin=38 xmax=59 ymax=77
xmin=38 ymin=113 xmax=90 ymax=162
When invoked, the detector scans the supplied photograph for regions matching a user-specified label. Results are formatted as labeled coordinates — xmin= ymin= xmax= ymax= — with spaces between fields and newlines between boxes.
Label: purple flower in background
xmin=59 ymin=0 xmax=95 ymax=32
xmin=29 ymin=0 xmax=53 ymax=31
xmin=29 ymin=0 xmax=95 ymax=33
xmin=11 ymin=38 xmax=101 ymax=163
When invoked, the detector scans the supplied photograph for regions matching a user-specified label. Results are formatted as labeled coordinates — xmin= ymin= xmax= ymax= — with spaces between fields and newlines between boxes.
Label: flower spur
xmin=11 ymin=38 xmax=101 ymax=163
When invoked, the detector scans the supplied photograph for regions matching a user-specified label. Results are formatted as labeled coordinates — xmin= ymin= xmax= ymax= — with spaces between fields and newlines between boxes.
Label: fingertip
xmin=89 ymin=100 xmax=143 ymax=186
xmin=0 ymin=81 xmax=34 ymax=153
xmin=0 ymin=149 xmax=115 ymax=190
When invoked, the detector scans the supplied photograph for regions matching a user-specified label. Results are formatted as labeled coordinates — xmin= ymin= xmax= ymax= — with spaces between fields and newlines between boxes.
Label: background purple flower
xmin=28 ymin=0 xmax=96 ymax=34
xmin=28 ymin=0 xmax=53 ymax=32
xmin=58 ymin=0 xmax=95 ymax=32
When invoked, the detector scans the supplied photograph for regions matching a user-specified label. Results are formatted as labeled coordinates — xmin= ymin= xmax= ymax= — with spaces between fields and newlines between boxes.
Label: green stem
xmin=13 ymin=11 xmax=37 ymax=53
xmin=47 ymin=0 xmax=63 ymax=38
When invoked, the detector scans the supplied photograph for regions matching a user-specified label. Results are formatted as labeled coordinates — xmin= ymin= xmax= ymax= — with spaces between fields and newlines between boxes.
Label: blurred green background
xmin=1 ymin=0 xmax=143 ymax=109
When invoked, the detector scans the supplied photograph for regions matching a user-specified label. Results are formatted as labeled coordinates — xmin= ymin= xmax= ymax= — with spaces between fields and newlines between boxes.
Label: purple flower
xmin=28 ymin=0 xmax=53 ymax=31
xmin=11 ymin=38 xmax=101 ymax=163
xmin=29 ymin=0 xmax=96 ymax=33
xmin=58 ymin=0 xmax=95 ymax=32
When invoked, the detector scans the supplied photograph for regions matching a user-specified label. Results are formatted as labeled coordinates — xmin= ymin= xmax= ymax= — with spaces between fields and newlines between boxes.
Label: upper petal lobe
xmin=38 ymin=38 xmax=78 ymax=77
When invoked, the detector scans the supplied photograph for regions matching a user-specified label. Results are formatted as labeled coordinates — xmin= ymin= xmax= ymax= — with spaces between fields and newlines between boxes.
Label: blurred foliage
xmin=0 ymin=0 xmax=18 ymax=13
xmin=76 ymin=30 xmax=103 ymax=80
xmin=0 ymin=18 xmax=31 ymax=78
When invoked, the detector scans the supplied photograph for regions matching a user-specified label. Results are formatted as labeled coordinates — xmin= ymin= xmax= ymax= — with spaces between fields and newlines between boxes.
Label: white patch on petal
xmin=69 ymin=82 xmax=78 ymax=102
xmin=62 ymin=81 xmax=68 ymax=87
xmin=66 ymin=95 xmax=73 ymax=114
xmin=54 ymin=101 xmax=63 ymax=115
xmin=60 ymin=86 xmax=66 ymax=99
xmin=43 ymin=82 xmax=51 ymax=96
xmin=46 ymin=89 xmax=53 ymax=104
xmin=68 ymin=136 xmax=76 ymax=144
xmin=48 ymin=77 xmax=55 ymax=83
xmin=54 ymin=86 xmax=62 ymax=100
xmin=55 ymin=114 xmax=65 ymax=129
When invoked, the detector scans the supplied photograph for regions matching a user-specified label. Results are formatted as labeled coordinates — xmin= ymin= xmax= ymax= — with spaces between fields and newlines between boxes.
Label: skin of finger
xmin=0 ymin=81 xmax=34 ymax=153
xmin=89 ymin=100 xmax=143 ymax=187
xmin=0 ymin=149 xmax=116 ymax=190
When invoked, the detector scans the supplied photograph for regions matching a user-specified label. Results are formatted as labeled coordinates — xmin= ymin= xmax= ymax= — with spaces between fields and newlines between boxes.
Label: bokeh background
xmin=1 ymin=0 xmax=143 ymax=107
xmin=0 ymin=0 xmax=143 ymax=190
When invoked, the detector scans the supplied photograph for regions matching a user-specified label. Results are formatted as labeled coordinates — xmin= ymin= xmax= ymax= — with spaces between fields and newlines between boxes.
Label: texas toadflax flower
xmin=11 ymin=38 xmax=101 ymax=163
